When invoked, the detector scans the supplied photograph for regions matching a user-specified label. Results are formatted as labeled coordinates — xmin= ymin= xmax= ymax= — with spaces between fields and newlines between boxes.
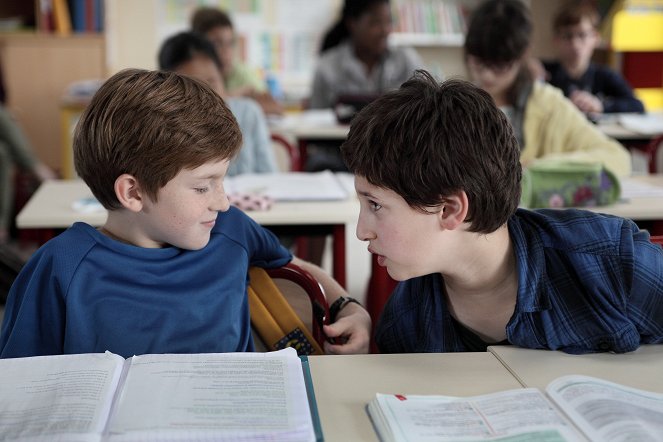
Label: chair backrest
xmin=270 ymin=133 xmax=300 ymax=172
xmin=249 ymin=262 xmax=329 ymax=355
xmin=650 ymin=235 xmax=663 ymax=247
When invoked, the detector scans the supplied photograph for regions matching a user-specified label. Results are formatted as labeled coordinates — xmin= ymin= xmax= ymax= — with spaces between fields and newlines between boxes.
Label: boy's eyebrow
xmin=193 ymin=172 xmax=226 ymax=180
xmin=357 ymin=190 xmax=377 ymax=199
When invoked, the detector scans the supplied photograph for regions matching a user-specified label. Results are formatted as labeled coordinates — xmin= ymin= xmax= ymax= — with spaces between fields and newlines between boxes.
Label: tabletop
xmin=16 ymin=177 xmax=359 ymax=229
xmin=488 ymin=345 xmax=663 ymax=394
xmin=308 ymin=352 xmax=523 ymax=442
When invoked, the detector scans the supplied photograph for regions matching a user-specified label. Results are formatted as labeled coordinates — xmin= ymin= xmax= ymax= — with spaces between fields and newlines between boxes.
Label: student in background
xmin=340 ymin=70 xmax=663 ymax=354
xmin=0 ymin=106 xmax=56 ymax=244
xmin=191 ymin=7 xmax=283 ymax=116
xmin=309 ymin=0 xmax=423 ymax=110
xmin=543 ymin=0 xmax=644 ymax=115
xmin=464 ymin=0 xmax=631 ymax=177
xmin=0 ymin=69 xmax=371 ymax=359
xmin=158 ymin=31 xmax=278 ymax=177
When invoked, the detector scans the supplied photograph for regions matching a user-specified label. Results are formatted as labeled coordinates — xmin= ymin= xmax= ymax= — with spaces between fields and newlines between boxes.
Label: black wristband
xmin=329 ymin=296 xmax=361 ymax=323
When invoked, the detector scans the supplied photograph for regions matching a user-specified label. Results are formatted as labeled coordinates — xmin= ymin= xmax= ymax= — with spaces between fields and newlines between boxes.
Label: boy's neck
xmin=443 ymin=226 xmax=516 ymax=296
xmin=443 ymin=226 xmax=517 ymax=342
xmin=562 ymin=59 xmax=590 ymax=80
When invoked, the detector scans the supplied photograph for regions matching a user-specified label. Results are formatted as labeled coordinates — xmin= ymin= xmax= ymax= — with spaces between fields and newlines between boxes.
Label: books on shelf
xmin=37 ymin=0 xmax=104 ymax=34
xmin=391 ymin=0 xmax=467 ymax=39
xmin=0 ymin=348 xmax=321 ymax=441
xmin=367 ymin=374 xmax=663 ymax=441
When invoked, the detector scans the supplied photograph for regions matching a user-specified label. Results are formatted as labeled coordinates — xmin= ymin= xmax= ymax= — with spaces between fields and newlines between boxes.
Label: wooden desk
xmin=15 ymin=179 xmax=358 ymax=287
xmin=308 ymin=352 xmax=523 ymax=442
xmin=489 ymin=345 xmax=663 ymax=394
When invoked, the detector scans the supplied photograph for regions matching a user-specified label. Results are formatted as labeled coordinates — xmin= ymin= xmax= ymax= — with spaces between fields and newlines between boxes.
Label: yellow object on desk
xmin=60 ymin=100 xmax=87 ymax=179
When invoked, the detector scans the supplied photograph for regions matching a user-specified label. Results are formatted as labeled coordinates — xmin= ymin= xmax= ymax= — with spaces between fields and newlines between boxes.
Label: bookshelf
xmin=0 ymin=1 xmax=105 ymax=172
xmin=390 ymin=0 xmax=469 ymax=47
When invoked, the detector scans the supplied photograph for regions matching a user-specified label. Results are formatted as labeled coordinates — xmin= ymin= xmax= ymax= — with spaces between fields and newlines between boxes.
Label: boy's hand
xmin=570 ymin=90 xmax=603 ymax=114
xmin=322 ymin=303 xmax=371 ymax=354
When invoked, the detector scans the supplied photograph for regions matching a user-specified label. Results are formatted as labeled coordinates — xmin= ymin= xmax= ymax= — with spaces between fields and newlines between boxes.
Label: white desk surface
xmin=16 ymin=178 xmax=359 ymax=229
xmin=597 ymin=112 xmax=663 ymax=141
xmin=272 ymin=111 xmax=663 ymax=142
xmin=270 ymin=109 xmax=349 ymax=140
xmin=17 ymin=175 xmax=663 ymax=229
xmin=488 ymin=345 xmax=663 ymax=394
xmin=584 ymin=175 xmax=663 ymax=220
xmin=308 ymin=352 xmax=523 ymax=442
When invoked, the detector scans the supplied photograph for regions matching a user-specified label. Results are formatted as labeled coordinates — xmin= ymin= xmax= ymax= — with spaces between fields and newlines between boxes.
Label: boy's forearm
xmin=290 ymin=256 xmax=348 ymax=304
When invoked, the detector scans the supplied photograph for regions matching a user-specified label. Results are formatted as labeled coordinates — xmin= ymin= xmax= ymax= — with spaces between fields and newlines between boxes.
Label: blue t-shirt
xmin=0 ymin=207 xmax=292 ymax=358
xmin=376 ymin=208 xmax=663 ymax=354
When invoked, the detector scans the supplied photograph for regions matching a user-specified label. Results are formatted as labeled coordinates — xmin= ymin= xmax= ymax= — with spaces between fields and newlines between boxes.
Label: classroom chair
xmin=271 ymin=133 xmax=301 ymax=172
xmin=0 ymin=241 xmax=23 ymax=304
xmin=650 ymin=235 xmax=663 ymax=247
xmin=639 ymin=134 xmax=663 ymax=174
xmin=249 ymin=262 xmax=330 ymax=355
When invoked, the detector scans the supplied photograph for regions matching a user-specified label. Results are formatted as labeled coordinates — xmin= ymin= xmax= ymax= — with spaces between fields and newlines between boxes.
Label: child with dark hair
xmin=341 ymin=70 xmax=663 ymax=354
xmin=0 ymin=69 xmax=371 ymax=359
xmin=309 ymin=0 xmax=423 ymax=110
xmin=543 ymin=0 xmax=644 ymax=114
xmin=190 ymin=6 xmax=283 ymax=115
xmin=464 ymin=0 xmax=631 ymax=177
xmin=159 ymin=31 xmax=277 ymax=177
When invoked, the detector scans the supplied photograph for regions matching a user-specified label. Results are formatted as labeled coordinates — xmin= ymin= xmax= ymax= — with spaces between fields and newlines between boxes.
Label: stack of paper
xmin=224 ymin=171 xmax=348 ymax=201
xmin=618 ymin=113 xmax=663 ymax=135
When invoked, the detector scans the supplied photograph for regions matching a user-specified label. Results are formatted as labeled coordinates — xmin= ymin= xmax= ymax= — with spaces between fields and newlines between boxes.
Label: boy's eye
xmin=369 ymin=200 xmax=382 ymax=212
xmin=194 ymin=187 xmax=209 ymax=194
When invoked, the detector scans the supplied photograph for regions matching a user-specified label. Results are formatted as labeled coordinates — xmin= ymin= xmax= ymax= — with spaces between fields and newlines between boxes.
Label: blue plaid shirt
xmin=375 ymin=208 xmax=663 ymax=354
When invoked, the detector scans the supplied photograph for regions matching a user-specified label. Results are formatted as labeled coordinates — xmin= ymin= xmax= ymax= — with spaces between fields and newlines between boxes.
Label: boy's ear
xmin=438 ymin=190 xmax=469 ymax=231
xmin=114 ymin=174 xmax=144 ymax=212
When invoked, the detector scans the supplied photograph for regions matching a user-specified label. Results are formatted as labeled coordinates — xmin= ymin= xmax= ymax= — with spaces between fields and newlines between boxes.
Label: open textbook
xmin=0 ymin=348 xmax=320 ymax=442
xmin=367 ymin=375 xmax=663 ymax=442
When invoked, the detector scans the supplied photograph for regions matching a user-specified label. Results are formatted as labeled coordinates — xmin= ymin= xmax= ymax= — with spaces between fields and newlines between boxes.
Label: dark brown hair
xmin=191 ymin=7 xmax=233 ymax=34
xmin=74 ymin=69 xmax=241 ymax=209
xmin=340 ymin=70 xmax=521 ymax=233
xmin=158 ymin=31 xmax=222 ymax=71
xmin=553 ymin=1 xmax=600 ymax=32
xmin=464 ymin=0 xmax=534 ymax=106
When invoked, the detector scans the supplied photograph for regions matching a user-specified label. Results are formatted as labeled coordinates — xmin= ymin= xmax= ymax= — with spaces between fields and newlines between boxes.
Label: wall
xmin=105 ymin=1 xmax=556 ymax=96
xmin=0 ymin=33 xmax=105 ymax=170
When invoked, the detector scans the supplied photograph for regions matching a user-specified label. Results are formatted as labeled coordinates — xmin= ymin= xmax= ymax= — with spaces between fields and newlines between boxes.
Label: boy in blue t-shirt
xmin=340 ymin=70 xmax=663 ymax=354
xmin=0 ymin=69 xmax=370 ymax=358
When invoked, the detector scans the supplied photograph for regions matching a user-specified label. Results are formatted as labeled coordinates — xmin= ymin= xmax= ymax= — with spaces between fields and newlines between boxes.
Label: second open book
xmin=0 ymin=348 xmax=318 ymax=442
xmin=367 ymin=374 xmax=663 ymax=441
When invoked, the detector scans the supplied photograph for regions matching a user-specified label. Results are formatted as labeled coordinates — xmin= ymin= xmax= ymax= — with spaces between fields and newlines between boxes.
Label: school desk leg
xmin=332 ymin=224 xmax=346 ymax=288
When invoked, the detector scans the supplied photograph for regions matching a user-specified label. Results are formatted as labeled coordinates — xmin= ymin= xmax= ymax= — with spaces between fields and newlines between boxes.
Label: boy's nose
xmin=356 ymin=217 xmax=375 ymax=242
xmin=214 ymin=191 xmax=231 ymax=213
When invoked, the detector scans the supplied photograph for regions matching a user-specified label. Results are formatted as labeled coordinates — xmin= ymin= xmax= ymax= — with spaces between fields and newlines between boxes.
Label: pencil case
xmin=520 ymin=160 xmax=621 ymax=208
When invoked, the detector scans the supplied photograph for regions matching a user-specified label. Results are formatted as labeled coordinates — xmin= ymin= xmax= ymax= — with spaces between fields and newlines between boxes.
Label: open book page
xmin=106 ymin=347 xmax=315 ymax=442
xmin=224 ymin=171 xmax=348 ymax=201
xmin=546 ymin=375 xmax=663 ymax=442
xmin=0 ymin=352 xmax=125 ymax=442
xmin=368 ymin=388 xmax=583 ymax=442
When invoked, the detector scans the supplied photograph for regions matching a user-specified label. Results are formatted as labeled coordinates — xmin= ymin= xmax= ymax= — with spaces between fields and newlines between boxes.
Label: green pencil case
xmin=521 ymin=160 xmax=621 ymax=208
